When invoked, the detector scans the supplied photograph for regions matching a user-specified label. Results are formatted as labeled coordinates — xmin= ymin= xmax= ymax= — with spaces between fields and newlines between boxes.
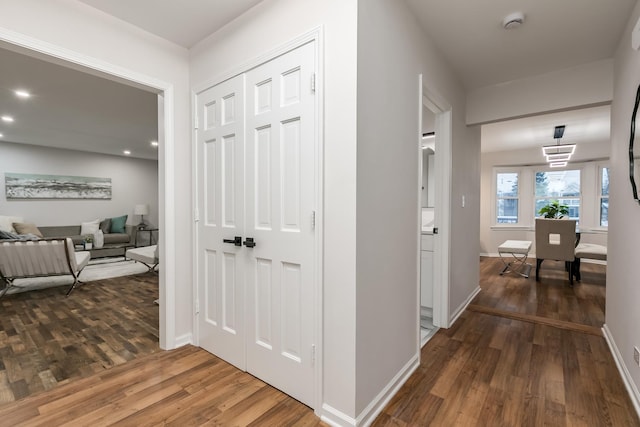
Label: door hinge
xmin=311 ymin=210 xmax=316 ymax=230
xmin=194 ymin=208 xmax=200 ymax=223
xmin=311 ymin=344 xmax=316 ymax=367
xmin=195 ymin=299 xmax=200 ymax=314
xmin=311 ymin=73 xmax=316 ymax=93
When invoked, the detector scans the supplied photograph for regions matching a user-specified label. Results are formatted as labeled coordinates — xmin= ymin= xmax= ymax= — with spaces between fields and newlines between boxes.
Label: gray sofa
xmin=39 ymin=225 xmax=136 ymax=258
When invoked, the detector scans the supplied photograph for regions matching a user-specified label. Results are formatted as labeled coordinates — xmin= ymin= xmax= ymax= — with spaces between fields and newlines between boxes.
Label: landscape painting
xmin=5 ymin=173 xmax=112 ymax=199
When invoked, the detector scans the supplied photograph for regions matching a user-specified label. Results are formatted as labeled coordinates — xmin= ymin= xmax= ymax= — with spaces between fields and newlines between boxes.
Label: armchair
xmin=535 ymin=218 xmax=577 ymax=286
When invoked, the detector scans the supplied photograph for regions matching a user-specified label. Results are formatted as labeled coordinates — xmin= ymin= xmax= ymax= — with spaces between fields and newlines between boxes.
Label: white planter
xmin=85 ymin=242 xmax=93 ymax=250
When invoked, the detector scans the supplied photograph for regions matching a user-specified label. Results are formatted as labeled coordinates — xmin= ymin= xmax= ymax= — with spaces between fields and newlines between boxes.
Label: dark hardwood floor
xmin=0 ymin=272 xmax=160 ymax=403
xmin=0 ymin=257 xmax=636 ymax=426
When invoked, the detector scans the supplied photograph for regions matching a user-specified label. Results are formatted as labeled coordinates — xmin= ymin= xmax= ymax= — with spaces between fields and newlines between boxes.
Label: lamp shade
xmin=134 ymin=204 xmax=149 ymax=216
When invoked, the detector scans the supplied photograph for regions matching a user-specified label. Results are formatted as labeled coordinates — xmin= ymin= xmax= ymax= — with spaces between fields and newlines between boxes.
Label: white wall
xmin=480 ymin=142 xmax=610 ymax=255
xmin=606 ymin=0 xmax=640 ymax=409
xmin=356 ymin=0 xmax=479 ymax=418
xmin=0 ymin=0 xmax=192 ymax=346
xmin=190 ymin=0 xmax=359 ymax=421
xmin=467 ymin=59 xmax=614 ymax=125
xmin=0 ymin=142 xmax=158 ymax=227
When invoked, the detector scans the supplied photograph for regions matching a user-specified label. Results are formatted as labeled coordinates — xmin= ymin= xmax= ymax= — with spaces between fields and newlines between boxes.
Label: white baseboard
xmin=174 ymin=332 xmax=193 ymax=348
xmin=320 ymin=404 xmax=357 ymax=427
xmin=602 ymin=324 xmax=640 ymax=418
xmin=450 ymin=286 xmax=481 ymax=327
xmin=319 ymin=353 xmax=420 ymax=427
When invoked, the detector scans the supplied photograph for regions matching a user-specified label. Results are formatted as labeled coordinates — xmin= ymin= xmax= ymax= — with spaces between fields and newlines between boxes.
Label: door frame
xmin=191 ymin=28 xmax=324 ymax=410
xmin=418 ymin=75 xmax=452 ymax=329
xmin=0 ymin=28 xmax=176 ymax=349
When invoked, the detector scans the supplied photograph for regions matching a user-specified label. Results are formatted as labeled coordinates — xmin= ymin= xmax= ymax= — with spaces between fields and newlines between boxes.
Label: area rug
xmin=4 ymin=257 xmax=151 ymax=295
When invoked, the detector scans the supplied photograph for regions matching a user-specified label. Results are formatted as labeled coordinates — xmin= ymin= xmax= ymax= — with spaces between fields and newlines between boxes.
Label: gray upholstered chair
xmin=535 ymin=218 xmax=577 ymax=286
xmin=125 ymin=244 xmax=159 ymax=273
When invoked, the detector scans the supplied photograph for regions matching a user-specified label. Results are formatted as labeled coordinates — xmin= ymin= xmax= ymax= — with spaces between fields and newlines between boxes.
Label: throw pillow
xmin=0 ymin=230 xmax=19 ymax=240
xmin=12 ymin=222 xmax=43 ymax=238
xmin=0 ymin=215 xmax=23 ymax=233
xmin=99 ymin=218 xmax=111 ymax=234
xmin=110 ymin=215 xmax=127 ymax=234
xmin=80 ymin=219 xmax=100 ymax=235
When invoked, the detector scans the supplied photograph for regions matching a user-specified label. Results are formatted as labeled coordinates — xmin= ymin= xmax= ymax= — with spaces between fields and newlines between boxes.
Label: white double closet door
xmin=195 ymin=41 xmax=317 ymax=407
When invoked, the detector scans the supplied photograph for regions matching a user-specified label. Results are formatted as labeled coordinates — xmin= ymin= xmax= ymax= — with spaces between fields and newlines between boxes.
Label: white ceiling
xmin=481 ymin=105 xmax=611 ymax=153
xmin=1 ymin=0 xmax=633 ymax=159
xmin=78 ymin=0 xmax=265 ymax=48
xmin=405 ymin=0 xmax=636 ymax=90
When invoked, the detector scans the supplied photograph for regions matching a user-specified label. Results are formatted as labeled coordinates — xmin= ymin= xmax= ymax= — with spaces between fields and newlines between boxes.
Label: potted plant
xmin=84 ymin=234 xmax=94 ymax=250
xmin=538 ymin=200 xmax=569 ymax=219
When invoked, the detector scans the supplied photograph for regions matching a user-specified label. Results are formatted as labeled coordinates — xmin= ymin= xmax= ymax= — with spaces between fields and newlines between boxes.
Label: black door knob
xmin=243 ymin=237 xmax=256 ymax=248
xmin=223 ymin=236 xmax=242 ymax=247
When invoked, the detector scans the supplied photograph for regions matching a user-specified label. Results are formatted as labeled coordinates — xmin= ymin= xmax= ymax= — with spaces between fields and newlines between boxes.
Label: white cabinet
xmin=420 ymin=234 xmax=434 ymax=308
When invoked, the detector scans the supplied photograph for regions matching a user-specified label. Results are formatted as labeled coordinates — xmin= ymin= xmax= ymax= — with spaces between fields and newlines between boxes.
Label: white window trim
xmin=493 ymin=167 xmax=521 ymax=227
xmin=596 ymin=162 xmax=610 ymax=230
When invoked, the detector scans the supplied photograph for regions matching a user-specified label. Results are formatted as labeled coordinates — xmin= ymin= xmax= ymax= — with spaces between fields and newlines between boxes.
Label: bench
xmin=0 ymin=238 xmax=91 ymax=297
xmin=574 ymin=243 xmax=607 ymax=281
xmin=125 ymin=245 xmax=159 ymax=273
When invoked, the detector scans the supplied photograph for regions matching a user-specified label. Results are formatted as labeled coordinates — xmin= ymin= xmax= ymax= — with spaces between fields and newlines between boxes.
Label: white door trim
xmin=418 ymin=75 xmax=452 ymax=329
xmin=0 ymin=27 xmax=176 ymax=349
xmin=191 ymin=27 xmax=324 ymax=411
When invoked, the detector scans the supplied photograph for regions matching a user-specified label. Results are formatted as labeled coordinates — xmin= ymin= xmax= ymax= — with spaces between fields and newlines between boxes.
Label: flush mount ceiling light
xmin=503 ymin=12 xmax=525 ymax=29
xmin=150 ymin=140 xmax=159 ymax=147
xmin=123 ymin=150 xmax=131 ymax=155
xmin=1 ymin=115 xmax=14 ymax=123
xmin=0 ymin=133 xmax=3 ymax=138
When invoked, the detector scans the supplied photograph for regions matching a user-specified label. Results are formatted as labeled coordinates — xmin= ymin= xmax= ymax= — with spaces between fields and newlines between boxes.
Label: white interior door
xmin=196 ymin=75 xmax=246 ymax=370
xmin=244 ymin=41 xmax=316 ymax=407
xmin=196 ymin=41 xmax=317 ymax=407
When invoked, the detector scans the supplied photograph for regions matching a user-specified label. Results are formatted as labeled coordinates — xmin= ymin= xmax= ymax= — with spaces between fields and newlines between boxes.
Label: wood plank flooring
xmin=0 ymin=272 xmax=160 ymax=403
xmin=0 ymin=256 xmax=637 ymax=426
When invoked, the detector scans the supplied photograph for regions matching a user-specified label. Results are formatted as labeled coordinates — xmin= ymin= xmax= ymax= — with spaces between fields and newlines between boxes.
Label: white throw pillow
xmin=80 ymin=219 xmax=100 ymax=235
xmin=0 ymin=215 xmax=23 ymax=233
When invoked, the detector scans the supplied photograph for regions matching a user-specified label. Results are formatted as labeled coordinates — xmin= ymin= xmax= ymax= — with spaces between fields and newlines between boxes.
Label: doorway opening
xmin=418 ymin=76 xmax=453 ymax=347
xmin=0 ymin=29 xmax=174 ymax=368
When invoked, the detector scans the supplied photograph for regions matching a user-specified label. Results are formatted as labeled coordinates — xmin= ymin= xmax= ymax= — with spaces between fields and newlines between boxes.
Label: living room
xmin=0 ymin=45 xmax=161 ymax=402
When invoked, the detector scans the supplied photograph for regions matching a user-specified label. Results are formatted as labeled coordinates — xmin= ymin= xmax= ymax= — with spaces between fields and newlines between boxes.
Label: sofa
xmin=39 ymin=224 xmax=136 ymax=258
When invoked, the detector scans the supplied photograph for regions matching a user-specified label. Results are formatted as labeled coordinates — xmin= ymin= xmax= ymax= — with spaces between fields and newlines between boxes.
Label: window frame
xmin=493 ymin=168 xmax=522 ymax=227
xmin=598 ymin=163 xmax=610 ymax=229
xmin=533 ymin=166 xmax=583 ymax=224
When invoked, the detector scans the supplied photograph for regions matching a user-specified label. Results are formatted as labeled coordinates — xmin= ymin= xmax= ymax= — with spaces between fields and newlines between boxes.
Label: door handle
xmin=223 ymin=236 xmax=242 ymax=247
xmin=243 ymin=237 xmax=256 ymax=248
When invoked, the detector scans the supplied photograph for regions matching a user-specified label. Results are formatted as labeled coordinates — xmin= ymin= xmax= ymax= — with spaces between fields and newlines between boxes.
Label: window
xmin=535 ymin=169 xmax=581 ymax=222
xmin=600 ymin=166 xmax=609 ymax=226
xmin=496 ymin=172 xmax=519 ymax=224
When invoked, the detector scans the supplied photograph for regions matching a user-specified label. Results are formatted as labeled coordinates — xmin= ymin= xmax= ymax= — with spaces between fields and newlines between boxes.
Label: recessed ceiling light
xmin=14 ymin=90 xmax=31 ymax=99
xmin=1 ymin=116 xmax=14 ymax=123
xmin=123 ymin=150 xmax=131 ymax=155
xmin=0 ymin=133 xmax=3 ymax=138
xmin=151 ymin=141 xmax=159 ymax=147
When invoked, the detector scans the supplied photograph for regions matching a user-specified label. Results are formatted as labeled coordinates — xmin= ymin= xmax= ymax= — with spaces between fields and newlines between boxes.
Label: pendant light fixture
xmin=542 ymin=125 xmax=575 ymax=166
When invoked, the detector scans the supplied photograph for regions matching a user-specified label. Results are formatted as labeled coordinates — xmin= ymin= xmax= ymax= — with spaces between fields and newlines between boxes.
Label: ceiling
xmin=0 ymin=47 xmax=159 ymax=160
xmin=78 ymin=0 xmax=265 ymax=48
xmin=1 ymin=0 xmax=634 ymax=159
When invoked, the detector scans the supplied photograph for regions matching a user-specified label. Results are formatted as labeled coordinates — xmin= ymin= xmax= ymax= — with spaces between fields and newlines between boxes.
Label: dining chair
xmin=535 ymin=218 xmax=577 ymax=286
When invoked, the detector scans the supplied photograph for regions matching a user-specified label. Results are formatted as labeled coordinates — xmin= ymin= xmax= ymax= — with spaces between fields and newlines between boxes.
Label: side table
xmin=135 ymin=227 xmax=159 ymax=247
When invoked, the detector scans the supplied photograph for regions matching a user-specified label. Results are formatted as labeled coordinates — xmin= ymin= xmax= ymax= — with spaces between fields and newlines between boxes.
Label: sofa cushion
xmin=80 ymin=219 xmax=100 ymax=236
xmin=13 ymin=222 xmax=43 ymax=238
xmin=99 ymin=218 xmax=111 ymax=234
xmin=110 ymin=215 xmax=127 ymax=234
xmin=0 ymin=215 xmax=23 ymax=233
xmin=103 ymin=233 xmax=130 ymax=245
